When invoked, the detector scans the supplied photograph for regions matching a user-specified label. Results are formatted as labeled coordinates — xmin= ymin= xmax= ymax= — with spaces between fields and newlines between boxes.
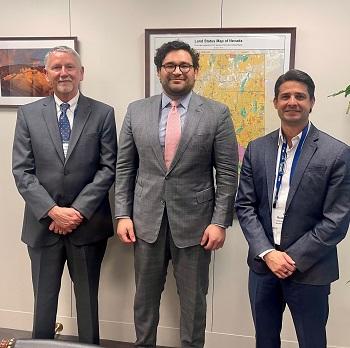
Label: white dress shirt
xmin=260 ymin=122 xmax=310 ymax=258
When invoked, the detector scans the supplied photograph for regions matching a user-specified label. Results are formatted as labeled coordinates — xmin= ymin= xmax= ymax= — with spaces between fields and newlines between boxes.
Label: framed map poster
xmin=0 ymin=37 xmax=77 ymax=107
xmin=145 ymin=28 xmax=296 ymax=162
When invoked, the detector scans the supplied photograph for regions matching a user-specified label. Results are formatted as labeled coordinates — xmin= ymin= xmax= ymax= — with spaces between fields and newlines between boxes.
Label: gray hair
xmin=44 ymin=46 xmax=81 ymax=68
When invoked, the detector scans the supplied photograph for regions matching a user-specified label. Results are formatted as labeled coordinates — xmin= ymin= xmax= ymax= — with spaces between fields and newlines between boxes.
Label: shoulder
xmin=307 ymin=124 xmax=349 ymax=155
xmin=193 ymin=93 xmax=228 ymax=113
xmin=19 ymin=96 xmax=52 ymax=113
xmin=248 ymin=129 xmax=278 ymax=149
xmin=316 ymin=128 xmax=349 ymax=150
xmin=127 ymin=94 xmax=160 ymax=110
xmin=81 ymin=95 xmax=114 ymax=113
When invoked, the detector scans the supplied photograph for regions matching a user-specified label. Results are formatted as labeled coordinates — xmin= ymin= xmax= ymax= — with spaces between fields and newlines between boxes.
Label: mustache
xmin=58 ymin=79 xmax=72 ymax=82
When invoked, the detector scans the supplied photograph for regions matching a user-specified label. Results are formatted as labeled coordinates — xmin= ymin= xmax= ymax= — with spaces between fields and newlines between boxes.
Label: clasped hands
xmin=264 ymin=250 xmax=296 ymax=279
xmin=48 ymin=206 xmax=83 ymax=235
xmin=116 ymin=218 xmax=225 ymax=251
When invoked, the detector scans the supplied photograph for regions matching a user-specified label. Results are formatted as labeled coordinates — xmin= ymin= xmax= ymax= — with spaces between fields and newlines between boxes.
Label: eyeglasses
xmin=161 ymin=63 xmax=193 ymax=73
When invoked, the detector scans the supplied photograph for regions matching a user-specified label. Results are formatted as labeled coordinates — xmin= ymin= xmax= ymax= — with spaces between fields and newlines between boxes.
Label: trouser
xmin=28 ymin=237 xmax=107 ymax=345
xmin=133 ymin=213 xmax=211 ymax=348
xmin=249 ymin=270 xmax=330 ymax=348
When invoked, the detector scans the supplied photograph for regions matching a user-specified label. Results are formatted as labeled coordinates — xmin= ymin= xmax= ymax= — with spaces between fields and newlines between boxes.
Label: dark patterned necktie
xmin=58 ymin=103 xmax=70 ymax=157
xmin=58 ymin=103 xmax=71 ymax=142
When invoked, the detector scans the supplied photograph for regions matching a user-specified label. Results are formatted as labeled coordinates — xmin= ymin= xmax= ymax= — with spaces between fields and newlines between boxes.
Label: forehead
xmin=46 ymin=51 xmax=80 ymax=66
xmin=278 ymin=80 xmax=309 ymax=96
xmin=163 ymin=49 xmax=193 ymax=64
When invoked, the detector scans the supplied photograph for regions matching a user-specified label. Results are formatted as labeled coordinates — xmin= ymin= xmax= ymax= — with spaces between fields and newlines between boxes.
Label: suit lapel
xmin=265 ymin=130 xmax=279 ymax=213
xmin=42 ymin=97 xmax=65 ymax=164
xmin=148 ymin=95 xmax=167 ymax=173
xmin=285 ymin=124 xmax=318 ymax=211
xmin=65 ymin=94 xmax=92 ymax=163
xmin=168 ymin=93 xmax=203 ymax=172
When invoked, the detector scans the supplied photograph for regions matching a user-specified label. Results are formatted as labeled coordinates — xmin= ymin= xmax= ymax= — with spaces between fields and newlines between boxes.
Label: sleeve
xmin=114 ymin=104 xmax=139 ymax=218
xmin=286 ymin=145 xmax=350 ymax=272
xmin=12 ymin=106 xmax=56 ymax=220
xmin=211 ymin=105 xmax=239 ymax=227
xmin=235 ymin=142 xmax=275 ymax=257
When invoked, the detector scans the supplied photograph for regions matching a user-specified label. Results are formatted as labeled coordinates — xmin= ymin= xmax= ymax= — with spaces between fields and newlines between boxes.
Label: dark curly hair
xmin=154 ymin=41 xmax=200 ymax=72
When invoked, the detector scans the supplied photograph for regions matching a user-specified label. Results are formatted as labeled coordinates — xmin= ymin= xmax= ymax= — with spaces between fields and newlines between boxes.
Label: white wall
xmin=0 ymin=1 xmax=349 ymax=347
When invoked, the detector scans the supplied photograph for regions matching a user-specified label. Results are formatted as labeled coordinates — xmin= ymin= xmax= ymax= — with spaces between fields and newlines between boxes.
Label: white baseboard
xmin=0 ymin=309 xmax=347 ymax=348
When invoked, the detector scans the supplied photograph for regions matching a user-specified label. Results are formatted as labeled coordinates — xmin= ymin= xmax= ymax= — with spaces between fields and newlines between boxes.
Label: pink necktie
xmin=164 ymin=100 xmax=181 ymax=169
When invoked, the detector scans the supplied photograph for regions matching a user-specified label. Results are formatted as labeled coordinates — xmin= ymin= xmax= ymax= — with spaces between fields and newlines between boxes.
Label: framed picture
xmin=145 ymin=28 xmax=296 ymax=162
xmin=0 ymin=36 xmax=77 ymax=107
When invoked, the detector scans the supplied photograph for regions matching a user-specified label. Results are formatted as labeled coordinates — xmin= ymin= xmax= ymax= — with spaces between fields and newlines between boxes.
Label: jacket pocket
xmin=196 ymin=187 xmax=214 ymax=203
xmin=135 ymin=182 xmax=143 ymax=197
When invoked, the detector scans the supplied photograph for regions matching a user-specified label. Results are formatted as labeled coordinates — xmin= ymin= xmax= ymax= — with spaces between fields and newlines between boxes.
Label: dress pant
xmin=28 ymin=237 xmax=107 ymax=345
xmin=249 ymin=270 xmax=330 ymax=348
xmin=133 ymin=212 xmax=211 ymax=348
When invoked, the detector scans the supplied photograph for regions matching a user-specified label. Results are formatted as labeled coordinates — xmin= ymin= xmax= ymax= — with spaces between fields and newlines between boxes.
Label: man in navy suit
xmin=235 ymin=69 xmax=350 ymax=348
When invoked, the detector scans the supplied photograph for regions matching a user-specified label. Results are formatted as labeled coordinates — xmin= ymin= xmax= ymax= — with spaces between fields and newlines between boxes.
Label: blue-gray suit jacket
xmin=12 ymin=94 xmax=117 ymax=247
xmin=115 ymin=92 xmax=238 ymax=248
xmin=235 ymin=123 xmax=350 ymax=285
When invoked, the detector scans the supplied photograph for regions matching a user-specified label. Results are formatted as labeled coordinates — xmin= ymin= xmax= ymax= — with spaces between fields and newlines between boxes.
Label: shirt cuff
xmin=213 ymin=223 xmax=227 ymax=229
xmin=259 ymin=248 xmax=275 ymax=260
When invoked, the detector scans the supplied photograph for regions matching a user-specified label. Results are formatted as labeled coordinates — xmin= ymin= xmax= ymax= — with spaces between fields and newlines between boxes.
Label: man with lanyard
xmin=115 ymin=40 xmax=238 ymax=348
xmin=235 ymin=69 xmax=350 ymax=348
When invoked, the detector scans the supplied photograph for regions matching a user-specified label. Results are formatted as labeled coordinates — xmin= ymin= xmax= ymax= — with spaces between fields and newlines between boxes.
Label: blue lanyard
xmin=273 ymin=125 xmax=308 ymax=208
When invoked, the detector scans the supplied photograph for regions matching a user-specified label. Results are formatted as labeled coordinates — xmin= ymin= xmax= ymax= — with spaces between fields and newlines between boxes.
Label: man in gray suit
xmin=12 ymin=46 xmax=117 ymax=344
xmin=115 ymin=41 xmax=238 ymax=348
xmin=235 ymin=69 xmax=350 ymax=348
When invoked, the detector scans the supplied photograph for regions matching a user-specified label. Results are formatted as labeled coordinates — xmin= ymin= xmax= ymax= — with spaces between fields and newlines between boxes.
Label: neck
xmin=164 ymin=93 xmax=181 ymax=101
xmin=281 ymin=122 xmax=308 ymax=147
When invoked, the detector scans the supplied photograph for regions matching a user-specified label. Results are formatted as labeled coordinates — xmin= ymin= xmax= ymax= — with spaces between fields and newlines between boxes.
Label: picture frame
xmin=0 ymin=36 xmax=77 ymax=107
xmin=145 ymin=28 xmax=296 ymax=162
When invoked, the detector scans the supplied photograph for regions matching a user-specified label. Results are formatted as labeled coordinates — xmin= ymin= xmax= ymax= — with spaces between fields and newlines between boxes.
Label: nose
xmin=287 ymin=95 xmax=297 ymax=105
xmin=173 ymin=65 xmax=182 ymax=74
xmin=59 ymin=66 xmax=69 ymax=76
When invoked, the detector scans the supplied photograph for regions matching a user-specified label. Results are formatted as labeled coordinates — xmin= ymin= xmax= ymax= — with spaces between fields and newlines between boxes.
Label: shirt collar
xmin=161 ymin=91 xmax=192 ymax=111
xmin=54 ymin=91 xmax=80 ymax=112
xmin=278 ymin=121 xmax=311 ymax=148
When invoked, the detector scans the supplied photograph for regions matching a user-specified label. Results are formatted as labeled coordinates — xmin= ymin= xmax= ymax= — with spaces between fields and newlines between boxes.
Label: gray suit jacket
xmin=12 ymin=94 xmax=117 ymax=247
xmin=115 ymin=92 xmax=238 ymax=247
xmin=235 ymin=123 xmax=350 ymax=285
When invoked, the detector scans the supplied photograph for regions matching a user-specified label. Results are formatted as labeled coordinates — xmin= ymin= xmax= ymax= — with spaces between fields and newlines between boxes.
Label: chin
xmin=57 ymin=87 xmax=73 ymax=95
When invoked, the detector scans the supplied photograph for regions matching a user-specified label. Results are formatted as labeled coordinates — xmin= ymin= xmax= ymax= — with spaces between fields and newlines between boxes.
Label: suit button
xmin=160 ymin=200 xmax=165 ymax=205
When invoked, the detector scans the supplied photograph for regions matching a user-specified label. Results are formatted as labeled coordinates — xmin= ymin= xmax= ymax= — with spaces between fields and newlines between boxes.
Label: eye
xmin=51 ymin=65 xmax=62 ymax=72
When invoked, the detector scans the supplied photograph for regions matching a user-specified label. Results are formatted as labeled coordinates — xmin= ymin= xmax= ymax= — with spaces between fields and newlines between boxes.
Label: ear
xmin=44 ymin=68 xmax=49 ymax=82
xmin=310 ymin=97 xmax=315 ymax=113
xmin=273 ymin=97 xmax=278 ymax=110
xmin=80 ymin=66 xmax=85 ymax=82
